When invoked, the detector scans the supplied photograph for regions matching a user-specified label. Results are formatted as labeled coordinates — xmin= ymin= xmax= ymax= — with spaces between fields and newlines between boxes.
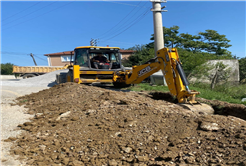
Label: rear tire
xmin=23 ymin=74 xmax=36 ymax=79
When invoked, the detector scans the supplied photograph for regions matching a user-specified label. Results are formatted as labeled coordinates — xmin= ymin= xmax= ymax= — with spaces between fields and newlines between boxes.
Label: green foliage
xmin=177 ymin=48 xmax=218 ymax=75
xmin=125 ymin=26 xmax=235 ymax=87
xmin=239 ymin=57 xmax=246 ymax=81
xmin=190 ymin=82 xmax=246 ymax=104
xmin=147 ymin=26 xmax=181 ymax=48
xmin=209 ymin=62 xmax=231 ymax=90
xmin=179 ymin=33 xmax=208 ymax=52
xmin=147 ymin=26 xmax=233 ymax=57
xmin=122 ymin=45 xmax=155 ymax=67
xmin=127 ymin=83 xmax=246 ymax=105
xmin=1 ymin=63 xmax=14 ymax=75
xmin=20 ymin=99 xmax=28 ymax=103
xmin=199 ymin=30 xmax=232 ymax=55
xmin=187 ymin=62 xmax=214 ymax=81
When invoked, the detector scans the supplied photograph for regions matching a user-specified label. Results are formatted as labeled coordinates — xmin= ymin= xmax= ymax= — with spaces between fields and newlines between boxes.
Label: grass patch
xmin=127 ymin=83 xmax=246 ymax=105
xmin=20 ymin=99 xmax=28 ymax=103
xmin=189 ymin=85 xmax=245 ymax=104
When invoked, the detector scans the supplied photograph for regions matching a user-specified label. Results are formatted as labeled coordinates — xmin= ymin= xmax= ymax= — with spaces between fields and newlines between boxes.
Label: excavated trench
xmin=149 ymin=91 xmax=246 ymax=121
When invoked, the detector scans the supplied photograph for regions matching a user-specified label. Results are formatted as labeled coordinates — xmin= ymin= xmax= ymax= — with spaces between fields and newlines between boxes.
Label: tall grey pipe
xmin=151 ymin=0 xmax=166 ymax=56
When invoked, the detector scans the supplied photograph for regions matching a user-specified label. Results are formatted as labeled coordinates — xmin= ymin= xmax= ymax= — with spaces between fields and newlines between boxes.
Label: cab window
xmin=75 ymin=49 xmax=88 ymax=67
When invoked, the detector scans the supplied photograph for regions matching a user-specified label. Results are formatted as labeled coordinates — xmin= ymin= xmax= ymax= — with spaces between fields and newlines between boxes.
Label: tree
xmin=199 ymin=30 xmax=232 ymax=55
xmin=239 ymin=57 xmax=246 ymax=81
xmin=147 ymin=26 xmax=181 ymax=49
xmin=209 ymin=62 xmax=231 ymax=89
xmin=147 ymin=26 xmax=232 ymax=57
xmin=179 ymin=33 xmax=210 ymax=52
xmin=126 ymin=27 xmax=234 ymax=78
xmin=177 ymin=48 xmax=218 ymax=77
xmin=1 ymin=63 xmax=14 ymax=75
xmin=122 ymin=45 xmax=155 ymax=67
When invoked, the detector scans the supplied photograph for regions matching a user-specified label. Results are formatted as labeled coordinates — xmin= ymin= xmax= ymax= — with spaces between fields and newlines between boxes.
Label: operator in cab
xmin=92 ymin=53 xmax=112 ymax=70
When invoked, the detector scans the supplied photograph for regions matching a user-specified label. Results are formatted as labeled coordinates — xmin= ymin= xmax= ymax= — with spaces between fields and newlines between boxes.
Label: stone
xmin=108 ymin=159 xmax=118 ymax=166
xmin=56 ymin=111 xmax=71 ymax=121
xmin=200 ymin=122 xmax=219 ymax=131
xmin=137 ymin=156 xmax=149 ymax=162
xmin=122 ymin=147 xmax=132 ymax=153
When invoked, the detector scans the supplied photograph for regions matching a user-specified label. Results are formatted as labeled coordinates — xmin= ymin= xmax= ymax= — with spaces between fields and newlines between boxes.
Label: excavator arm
xmin=113 ymin=48 xmax=214 ymax=114
xmin=157 ymin=48 xmax=201 ymax=104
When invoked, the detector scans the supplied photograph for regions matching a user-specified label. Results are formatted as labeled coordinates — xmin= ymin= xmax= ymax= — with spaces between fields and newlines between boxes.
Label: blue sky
xmin=1 ymin=1 xmax=245 ymax=66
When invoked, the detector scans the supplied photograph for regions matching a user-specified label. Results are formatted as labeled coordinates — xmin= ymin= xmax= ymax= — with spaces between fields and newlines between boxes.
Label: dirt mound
xmin=6 ymin=83 xmax=246 ymax=165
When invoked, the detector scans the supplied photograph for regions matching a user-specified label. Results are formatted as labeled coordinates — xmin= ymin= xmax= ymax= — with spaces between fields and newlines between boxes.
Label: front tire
xmin=23 ymin=74 xmax=36 ymax=79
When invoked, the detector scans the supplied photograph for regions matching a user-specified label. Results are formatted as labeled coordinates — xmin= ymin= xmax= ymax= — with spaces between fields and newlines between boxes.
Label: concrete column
xmin=151 ymin=0 xmax=167 ymax=56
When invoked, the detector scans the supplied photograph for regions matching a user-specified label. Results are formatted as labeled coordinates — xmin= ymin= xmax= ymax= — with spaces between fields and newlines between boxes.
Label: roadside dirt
xmin=5 ymin=82 xmax=246 ymax=165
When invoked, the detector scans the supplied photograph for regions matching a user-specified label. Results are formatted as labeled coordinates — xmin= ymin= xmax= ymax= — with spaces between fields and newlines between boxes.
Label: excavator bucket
xmin=179 ymin=103 xmax=214 ymax=115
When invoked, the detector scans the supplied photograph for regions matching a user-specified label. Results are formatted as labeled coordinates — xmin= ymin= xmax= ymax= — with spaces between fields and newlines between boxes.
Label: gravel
xmin=1 ymin=70 xmax=66 ymax=165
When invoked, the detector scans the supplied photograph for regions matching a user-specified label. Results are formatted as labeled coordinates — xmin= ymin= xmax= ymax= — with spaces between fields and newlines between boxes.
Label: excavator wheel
xmin=23 ymin=74 xmax=37 ymax=79
xmin=178 ymin=103 xmax=214 ymax=115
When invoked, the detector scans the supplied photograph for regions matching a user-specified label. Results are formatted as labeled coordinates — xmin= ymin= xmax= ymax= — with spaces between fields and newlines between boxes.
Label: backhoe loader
xmin=112 ymin=47 xmax=214 ymax=114
xmin=56 ymin=46 xmax=214 ymax=114
xmin=56 ymin=46 xmax=125 ymax=84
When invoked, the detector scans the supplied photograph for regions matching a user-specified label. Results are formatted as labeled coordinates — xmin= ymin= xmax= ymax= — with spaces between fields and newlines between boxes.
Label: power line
xmin=99 ymin=40 xmax=138 ymax=45
xmin=2 ymin=1 xmax=43 ymax=22
xmin=1 ymin=54 xmax=31 ymax=60
xmin=1 ymin=52 xmax=47 ymax=62
xmin=2 ymin=1 xmax=74 ymax=30
xmin=97 ymin=1 xmax=143 ymax=39
xmin=1 ymin=51 xmax=30 ymax=55
xmin=33 ymin=55 xmax=47 ymax=62
xmin=98 ymin=2 xmax=149 ymax=41
xmin=101 ymin=8 xmax=151 ymax=42
xmin=3 ymin=1 xmax=57 ymax=26
xmin=102 ymin=1 xmax=149 ymax=8
xmin=1 ymin=51 xmax=44 ymax=55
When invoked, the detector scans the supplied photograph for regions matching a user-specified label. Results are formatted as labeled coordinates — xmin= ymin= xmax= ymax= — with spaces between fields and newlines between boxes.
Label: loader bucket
xmin=179 ymin=103 xmax=214 ymax=115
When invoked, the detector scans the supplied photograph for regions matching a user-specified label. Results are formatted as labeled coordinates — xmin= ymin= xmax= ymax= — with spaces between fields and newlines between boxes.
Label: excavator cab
xmin=73 ymin=46 xmax=123 ymax=70
xmin=62 ymin=46 xmax=126 ymax=84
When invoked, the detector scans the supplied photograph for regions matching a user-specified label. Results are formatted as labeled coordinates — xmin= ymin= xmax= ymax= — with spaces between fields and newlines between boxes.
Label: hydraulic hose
xmin=176 ymin=62 xmax=190 ymax=91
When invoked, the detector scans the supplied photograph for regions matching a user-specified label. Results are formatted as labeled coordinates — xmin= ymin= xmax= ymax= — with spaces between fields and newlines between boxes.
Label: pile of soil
xmin=6 ymin=82 xmax=246 ymax=165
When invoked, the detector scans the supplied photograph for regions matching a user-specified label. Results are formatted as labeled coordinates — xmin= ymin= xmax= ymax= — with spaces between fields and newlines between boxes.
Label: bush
xmin=239 ymin=57 xmax=246 ymax=81
xmin=191 ymin=82 xmax=246 ymax=101
xmin=1 ymin=63 xmax=14 ymax=75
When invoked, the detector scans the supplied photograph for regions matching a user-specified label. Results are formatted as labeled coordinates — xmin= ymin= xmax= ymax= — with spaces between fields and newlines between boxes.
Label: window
xmin=61 ymin=55 xmax=74 ymax=62
xmin=74 ymin=49 xmax=89 ymax=67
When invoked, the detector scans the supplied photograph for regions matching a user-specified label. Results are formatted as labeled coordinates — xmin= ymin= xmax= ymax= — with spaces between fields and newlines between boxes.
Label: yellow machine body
xmin=113 ymin=47 xmax=214 ymax=114
xmin=60 ymin=46 xmax=123 ymax=84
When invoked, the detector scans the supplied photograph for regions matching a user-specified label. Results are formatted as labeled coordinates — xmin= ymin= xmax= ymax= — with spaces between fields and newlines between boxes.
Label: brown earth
xmin=4 ymin=82 xmax=246 ymax=166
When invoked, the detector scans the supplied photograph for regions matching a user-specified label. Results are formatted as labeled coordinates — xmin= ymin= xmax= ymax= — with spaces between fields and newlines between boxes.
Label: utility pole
xmin=30 ymin=53 xmax=37 ymax=66
xmin=90 ymin=39 xmax=94 ymax=46
xmin=90 ymin=38 xmax=99 ymax=46
xmin=151 ymin=0 xmax=167 ymax=56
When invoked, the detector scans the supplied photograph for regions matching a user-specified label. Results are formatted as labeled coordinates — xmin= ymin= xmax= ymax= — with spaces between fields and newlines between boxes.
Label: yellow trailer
xmin=13 ymin=65 xmax=68 ymax=79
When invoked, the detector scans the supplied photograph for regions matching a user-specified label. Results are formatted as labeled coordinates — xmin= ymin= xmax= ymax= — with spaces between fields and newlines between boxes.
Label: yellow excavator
xmin=56 ymin=46 xmax=214 ymax=114
xmin=113 ymin=47 xmax=214 ymax=114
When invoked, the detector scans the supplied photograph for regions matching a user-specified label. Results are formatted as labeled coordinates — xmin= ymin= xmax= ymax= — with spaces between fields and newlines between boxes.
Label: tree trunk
xmin=211 ymin=70 xmax=218 ymax=90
